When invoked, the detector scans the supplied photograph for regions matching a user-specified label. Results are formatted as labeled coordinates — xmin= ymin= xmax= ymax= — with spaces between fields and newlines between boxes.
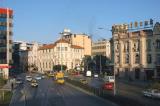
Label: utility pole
xmin=60 ymin=32 xmax=63 ymax=71
xmin=100 ymin=55 xmax=102 ymax=75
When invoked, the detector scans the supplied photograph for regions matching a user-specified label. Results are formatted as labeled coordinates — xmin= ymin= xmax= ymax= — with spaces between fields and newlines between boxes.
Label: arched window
xmin=135 ymin=54 xmax=140 ymax=64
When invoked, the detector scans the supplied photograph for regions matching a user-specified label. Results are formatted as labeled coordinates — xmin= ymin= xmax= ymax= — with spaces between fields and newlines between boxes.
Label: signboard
xmin=0 ymin=66 xmax=15 ymax=69
xmin=128 ymin=19 xmax=154 ymax=31
xmin=112 ymin=19 xmax=154 ymax=33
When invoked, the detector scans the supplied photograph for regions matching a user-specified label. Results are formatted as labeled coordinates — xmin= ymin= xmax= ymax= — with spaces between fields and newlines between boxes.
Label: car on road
xmin=16 ymin=78 xmax=23 ymax=84
xmin=142 ymin=89 xmax=160 ymax=99
xmin=94 ymin=74 xmax=99 ymax=78
xmin=86 ymin=70 xmax=92 ymax=77
xmin=80 ymin=79 xmax=88 ymax=84
xmin=26 ymin=76 xmax=32 ymax=81
xmin=41 ymin=75 xmax=45 ymax=79
xmin=35 ymin=76 xmax=42 ymax=80
xmin=102 ymin=82 xmax=114 ymax=90
xmin=31 ymin=79 xmax=38 ymax=87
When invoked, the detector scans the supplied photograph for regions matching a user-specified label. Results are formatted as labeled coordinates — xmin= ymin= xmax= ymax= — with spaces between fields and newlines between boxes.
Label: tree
xmin=53 ymin=65 xmax=67 ymax=71
xmin=93 ymin=55 xmax=111 ymax=74
xmin=82 ymin=55 xmax=95 ymax=73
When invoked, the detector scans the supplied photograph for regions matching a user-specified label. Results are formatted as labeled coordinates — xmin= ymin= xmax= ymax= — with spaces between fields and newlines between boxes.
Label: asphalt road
xmin=10 ymin=74 xmax=118 ymax=106
xmin=71 ymin=75 xmax=160 ymax=106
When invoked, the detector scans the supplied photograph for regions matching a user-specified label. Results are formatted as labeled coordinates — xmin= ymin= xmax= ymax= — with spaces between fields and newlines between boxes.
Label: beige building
xmin=61 ymin=28 xmax=91 ymax=56
xmin=19 ymin=42 xmax=39 ymax=72
xmin=112 ymin=21 xmax=160 ymax=81
xmin=92 ymin=39 xmax=111 ymax=58
xmin=36 ymin=39 xmax=84 ymax=73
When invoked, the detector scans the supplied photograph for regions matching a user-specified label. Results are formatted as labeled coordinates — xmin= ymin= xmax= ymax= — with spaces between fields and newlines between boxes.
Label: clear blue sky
xmin=1 ymin=0 xmax=160 ymax=43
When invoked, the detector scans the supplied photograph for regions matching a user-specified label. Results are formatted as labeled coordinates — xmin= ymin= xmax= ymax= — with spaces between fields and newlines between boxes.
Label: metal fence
xmin=65 ymin=78 xmax=144 ymax=106
xmin=0 ymin=89 xmax=12 ymax=104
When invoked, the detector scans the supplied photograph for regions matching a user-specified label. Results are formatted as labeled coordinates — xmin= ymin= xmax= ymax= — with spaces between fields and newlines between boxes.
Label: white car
xmin=26 ymin=76 xmax=32 ymax=81
xmin=35 ymin=76 xmax=42 ymax=80
xmin=86 ymin=70 xmax=92 ymax=77
xmin=142 ymin=89 xmax=160 ymax=99
xmin=41 ymin=75 xmax=45 ymax=79
xmin=94 ymin=74 xmax=99 ymax=78
xmin=31 ymin=79 xmax=38 ymax=87
xmin=104 ymin=76 xmax=115 ymax=83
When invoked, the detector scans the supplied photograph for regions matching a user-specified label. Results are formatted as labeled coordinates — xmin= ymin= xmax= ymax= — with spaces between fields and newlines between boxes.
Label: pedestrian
xmin=11 ymin=82 xmax=14 ymax=91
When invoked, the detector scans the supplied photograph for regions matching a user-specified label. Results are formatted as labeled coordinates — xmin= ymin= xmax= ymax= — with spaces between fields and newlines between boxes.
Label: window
xmin=156 ymin=54 xmax=160 ymax=65
xmin=146 ymin=39 xmax=151 ymax=51
xmin=156 ymin=40 xmax=160 ymax=49
xmin=65 ymin=47 xmax=67 ymax=51
xmin=57 ymin=47 xmax=60 ymax=51
xmin=125 ymin=54 xmax=129 ymax=64
xmin=124 ymin=42 xmax=129 ymax=52
xmin=116 ymin=55 xmax=120 ymax=63
xmin=135 ymin=54 xmax=140 ymax=64
xmin=147 ymin=54 xmax=152 ymax=64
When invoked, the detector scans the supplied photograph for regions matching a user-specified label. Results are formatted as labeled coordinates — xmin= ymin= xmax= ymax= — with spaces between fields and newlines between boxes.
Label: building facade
xmin=61 ymin=28 xmax=91 ymax=56
xmin=37 ymin=39 xmax=84 ymax=73
xmin=92 ymin=39 xmax=111 ymax=58
xmin=0 ymin=8 xmax=13 ymax=79
xmin=13 ymin=41 xmax=35 ymax=73
xmin=112 ymin=22 xmax=160 ymax=81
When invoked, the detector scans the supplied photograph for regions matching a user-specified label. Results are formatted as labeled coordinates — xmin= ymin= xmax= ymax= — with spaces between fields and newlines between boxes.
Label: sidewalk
xmin=2 ymin=80 xmax=12 ymax=91
xmin=9 ymin=88 xmax=25 ymax=106
xmin=0 ymin=80 xmax=25 ymax=106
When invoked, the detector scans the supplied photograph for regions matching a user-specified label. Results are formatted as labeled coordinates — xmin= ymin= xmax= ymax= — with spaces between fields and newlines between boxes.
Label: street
xmin=71 ymin=75 xmax=160 ymax=106
xmin=9 ymin=74 xmax=118 ymax=106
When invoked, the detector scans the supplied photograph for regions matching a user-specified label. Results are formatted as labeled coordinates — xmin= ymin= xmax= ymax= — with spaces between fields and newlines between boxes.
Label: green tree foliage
xmin=53 ymin=65 xmax=67 ymax=71
xmin=82 ymin=55 xmax=111 ymax=74
xmin=82 ymin=55 xmax=95 ymax=72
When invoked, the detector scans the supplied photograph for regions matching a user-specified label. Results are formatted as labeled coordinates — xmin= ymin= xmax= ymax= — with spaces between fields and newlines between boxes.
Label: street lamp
xmin=100 ymin=55 xmax=102 ymax=75
xmin=59 ymin=32 xmax=64 ymax=71
xmin=98 ymin=27 xmax=116 ymax=96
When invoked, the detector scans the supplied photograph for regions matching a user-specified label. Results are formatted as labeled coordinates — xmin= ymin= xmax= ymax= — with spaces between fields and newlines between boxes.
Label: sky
xmin=0 ymin=0 xmax=160 ymax=43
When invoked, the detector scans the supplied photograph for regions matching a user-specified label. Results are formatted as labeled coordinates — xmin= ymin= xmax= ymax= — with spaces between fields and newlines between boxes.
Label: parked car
xmin=142 ymin=89 xmax=160 ymax=99
xmin=31 ymin=79 xmax=38 ymax=87
xmin=26 ymin=76 xmax=32 ymax=81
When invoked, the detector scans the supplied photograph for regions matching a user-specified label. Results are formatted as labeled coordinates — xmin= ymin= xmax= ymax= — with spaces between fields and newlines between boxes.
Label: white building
xmin=92 ymin=39 xmax=111 ymax=58
xmin=37 ymin=39 xmax=84 ymax=73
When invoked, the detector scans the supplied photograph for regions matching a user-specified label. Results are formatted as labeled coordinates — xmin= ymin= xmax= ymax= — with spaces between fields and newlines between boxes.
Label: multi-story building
xmin=61 ymin=28 xmax=91 ymax=56
xmin=37 ymin=39 xmax=84 ymax=73
xmin=13 ymin=41 xmax=35 ymax=73
xmin=92 ymin=39 xmax=111 ymax=58
xmin=0 ymin=8 xmax=13 ymax=79
xmin=27 ymin=42 xmax=40 ymax=72
xmin=111 ymin=20 xmax=160 ymax=81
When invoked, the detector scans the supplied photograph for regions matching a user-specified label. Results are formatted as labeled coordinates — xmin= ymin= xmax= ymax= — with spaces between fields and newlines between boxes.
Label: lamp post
xmin=59 ymin=32 xmax=63 ymax=71
xmin=99 ymin=55 xmax=102 ymax=75
xmin=98 ymin=27 xmax=116 ymax=96
xmin=113 ymin=67 xmax=116 ymax=96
